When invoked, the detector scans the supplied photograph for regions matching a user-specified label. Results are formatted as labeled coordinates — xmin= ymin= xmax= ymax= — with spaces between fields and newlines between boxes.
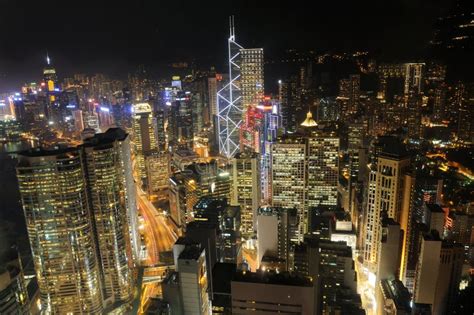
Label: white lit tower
xmin=217 ymin=16 xmax=243 ymax=158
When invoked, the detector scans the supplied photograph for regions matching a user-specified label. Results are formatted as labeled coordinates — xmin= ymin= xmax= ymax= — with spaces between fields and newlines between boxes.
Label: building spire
xmin=229 ymin=15 xmax=235 ymax=39
xmin=301 ymin=109 xmax=317 ymax=127
xmin=46 ymin=51 xmax=51 ymax=65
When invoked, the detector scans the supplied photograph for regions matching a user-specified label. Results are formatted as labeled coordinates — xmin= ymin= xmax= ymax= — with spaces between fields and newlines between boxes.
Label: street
xmin=136 ymin=187 xmax=177 ymax=313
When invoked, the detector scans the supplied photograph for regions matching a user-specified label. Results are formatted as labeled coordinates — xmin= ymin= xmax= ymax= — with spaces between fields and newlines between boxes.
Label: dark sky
xmin=0 ymin=0 xmax=453 ymax=91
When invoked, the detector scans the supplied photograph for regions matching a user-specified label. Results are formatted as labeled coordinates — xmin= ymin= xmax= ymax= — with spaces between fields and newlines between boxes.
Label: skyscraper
xmin=217 ymin=17 xmax=244 ymax=158
xmin=132 ymin=102 xmax=157 ymax=186
xmin=177 ymin=245 xmax=210 ymax=315
xmin=338 ymin=74 xmax=360 ymax=119
xmin=363 ymin=139 xmax=410 ymax=267
xmin=241 ymin=48 xmax=264 ymax=111
xmin=307 ymin=130 xmax=339 ymax=208
xmin=272 ymin=135 xmax=307 ymax=239
xmin=217 ymin=18 xmax=264 ymax=158
xmin=272 ymin=126 xmax=340 ymax=238
xmin=232 ymin=151 xmax=261 ymax=237
xmin=81 ymin=129 xmax=136 ymax=304
xmin=16 ymin=148 xmax=103 ymax=314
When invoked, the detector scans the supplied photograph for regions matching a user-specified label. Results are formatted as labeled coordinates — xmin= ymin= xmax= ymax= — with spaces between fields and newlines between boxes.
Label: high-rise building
xmin=363 ymin=138 xmax=410 ymax=267
xmin=272 ymin=127 xmax=340 ymax=238
xmin=168 ymin=91 xmax=194 ymax=150
xmin=81 ymin=129 xmax=136 ymax=304
xmin=145 ymin=151 xmax=169 ymax=197
xmin=217 ymin=18 xmax=244 ymax=158
xmin=16 ymin=148 xmax=103 ymax=314
xmin=457 ymin=83 xmax=474 ymax=143
xmin=256 ymin=207 xmax=299 ymax=270
xmin=405 ymin=91 xmax=423 ymax=139
xmin=338 ymin=74 xmax=360 ymax=119
xmin=307 ymin=130 xmax=339 ymax=208
xmin=43 ymin=53 xmax=58 ymax=93
xmin=231 ymin=270 xmax=318 ymax=315
xmin=241 ymin=48 xmax=264 ymax=111
xmin=193 ymin=197 xmax=242 ymax=266
xmin=231 ymin=151 xmax=261 ymax=237
xmin=272 ymin=135 xmax=307 ymax=238
xmin=154 ymin=108 xmax=166 ymax=151
xmin=132 ymin=102 xmax=157 ymax=187
xmin=413 ymin=231 xmax=464 ymax=315
xmin=0 ymin=250 xmax=29 ymax=314
xmin=293 ymin=236 xmax=359 ymax=313
xmin=375 ymin=216 xmax=402 ymax=293
xmin=177 ymin=245 xmax=210 ymax=315
xmin=377 ymin=277 xmax=412 ymax=315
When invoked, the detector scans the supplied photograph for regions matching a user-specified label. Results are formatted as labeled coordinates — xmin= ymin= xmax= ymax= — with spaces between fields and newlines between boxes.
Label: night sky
xmin=0 ymin=0 xmax=454 ymax=91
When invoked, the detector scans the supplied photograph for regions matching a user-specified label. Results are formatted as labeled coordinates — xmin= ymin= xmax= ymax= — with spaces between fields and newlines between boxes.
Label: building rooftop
xmin=178 ymin=244 xmax=203 ymax=261
xmin=17 ymin=146 xmax=77 ymax=158
xmin=233 ymin=270 xmax=313 ymax=287
xmin=212 ymin=263 xmax=236 ymax=294
xmin=300 ymin=110 xmax=318 ymax=127
xmin=380 ymin=277 xmax=411 ymax=312
xmin=82 ymin=127 xmax=128 ymax=147
xmin=376 ymin=136 xmax=410 ymax=159
xmin=424 ymin=203 xmax=444 ymax=213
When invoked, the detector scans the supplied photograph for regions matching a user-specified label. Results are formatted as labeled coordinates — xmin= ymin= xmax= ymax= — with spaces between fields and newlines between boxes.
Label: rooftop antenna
xmin=229 ymin=15 xmax=235 ymax=39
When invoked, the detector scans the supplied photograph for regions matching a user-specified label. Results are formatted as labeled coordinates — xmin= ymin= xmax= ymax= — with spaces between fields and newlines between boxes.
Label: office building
xmin=81 ymin=129 xmax=136 ymax=304
xmin=272 ymin=135 xmax=307 ymax=238
xmin=178 ymin=245 xmax=210 ymax=315
xmin=338 ymin=74 xmax=360 ymax=119
xmin=0 ymin=250 xmax=29 ymax=314
xmin=132 ymin=102 xmax=157 ymax=187
xmin=294 ymin=237 xmax=358 ymax=312
xmin=16 ymin=148 xmax=103 ymax=314
xmin=241 ymin=48 xmax=264 ymax=111
xmin=376 ymin=216 xmax=401 ymax=284
xmin=363 ymin=138 xmax=410 ymax=267
xmin=231 ymin=270 xmax=317 ymax=314
xmin=306 ymin=130 xmax=339 ymax=208
xmin=413 ymin=231 xmax=464 ymax=315
xmin=377 ymin=277 xmax=411 ymax=315
xmin=256 ymin=207 xmax=299 ymax=270
xmin=193 ymin=197 xmax=242 ymax=266
xmin=211 ymin=263 xmax=236 ymax=314
xmin=217 ymin=18 xmax=244 ymax=158
xmin=168 ymin=91 xmax=194 ymax=150
xmin=231 ymin=151 xmax=261 ymax=237
xmin=423 ymin=203 xmax=446 ymax=237
xmin=169 ymin=161 xmax=231 ymax=230
xmin=145 ymin=151 xmax=170 ymax=196
xmin=272 ymin=129 xmax=339 ymax=238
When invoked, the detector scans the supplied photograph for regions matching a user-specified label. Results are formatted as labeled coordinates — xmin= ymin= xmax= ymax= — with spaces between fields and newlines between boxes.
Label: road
xmin=136 ymin=187 xmax=177 ymax=313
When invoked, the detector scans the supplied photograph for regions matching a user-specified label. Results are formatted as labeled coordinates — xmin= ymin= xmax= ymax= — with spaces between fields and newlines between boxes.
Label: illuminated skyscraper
xmin=217 ymin=17 xmax=243 ymax=158
xmin=217 ymin=18 xmax=264 ymax=158
xmin=363 ymin=139 xmax=410 ymax=267
xmin=306 ymin=130 xmax=339 ymax=208
xmin=272 ymin=135 xmax=307 ymax=239
xmin=16 ymin=148 xmax=103 ymax=314
xmin=82 ymin=128 xmax=136 ymax=304
xmin=43 ymin=53 xmax=58 ymax=93
xmin=132 ymin=102 xmax=157 ymax=186
xmin=241 ymin=48 xmax=264 ymax=111
xmin=231 ymin=151 xmax=261 ymax=237
xmin=338 ymin=74 xmax=360 ymax=119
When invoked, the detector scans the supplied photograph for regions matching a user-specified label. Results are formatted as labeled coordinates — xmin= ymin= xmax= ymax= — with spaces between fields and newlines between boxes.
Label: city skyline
xmin=0 ymin=1 xmax=473 ymax=314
